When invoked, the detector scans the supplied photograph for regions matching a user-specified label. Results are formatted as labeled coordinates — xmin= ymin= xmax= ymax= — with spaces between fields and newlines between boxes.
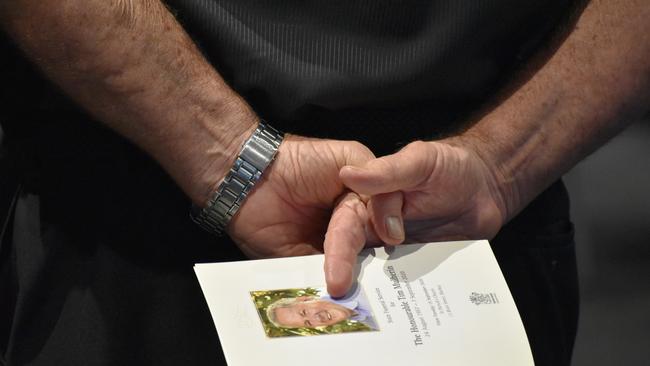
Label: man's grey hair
xmin=266 ymin=296 xmax=316 ymax=328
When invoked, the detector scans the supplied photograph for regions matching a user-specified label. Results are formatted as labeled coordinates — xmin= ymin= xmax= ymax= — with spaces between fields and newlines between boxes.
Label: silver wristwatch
xmin=191 ymin=122 xmax=284 ymax=235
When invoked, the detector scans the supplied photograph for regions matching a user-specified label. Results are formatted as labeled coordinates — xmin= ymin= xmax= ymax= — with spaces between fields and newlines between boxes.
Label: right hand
xmin=227 ymin=135 xmax=376 ymax=297
xmin=339 ymin=139 xmax=508 ymax=245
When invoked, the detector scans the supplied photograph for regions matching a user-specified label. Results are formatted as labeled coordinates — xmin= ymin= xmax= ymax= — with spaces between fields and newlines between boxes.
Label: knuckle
xmin=339 ymin=196 xmax=367 ymax=218
xmin=347 ymin=141 xmax=375 ymax=162
xmin=405 ymin=140 xmax=430 ymax=154
xmin=348 ymin=140 xmax=366 ymax=152
xmin=374 ymin=157 xmax=395 ymax=173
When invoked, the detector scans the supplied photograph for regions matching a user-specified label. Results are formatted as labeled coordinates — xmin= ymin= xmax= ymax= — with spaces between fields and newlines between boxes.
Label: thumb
xmin=339 ymin=141 xmax=435 ymax=195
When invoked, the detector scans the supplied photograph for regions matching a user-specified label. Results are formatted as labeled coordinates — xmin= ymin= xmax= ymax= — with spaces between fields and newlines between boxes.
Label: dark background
xmin=564 ymin=119 xmax=650 ymax=365
xmin=1 ymin=119 xmax=649 ymax=364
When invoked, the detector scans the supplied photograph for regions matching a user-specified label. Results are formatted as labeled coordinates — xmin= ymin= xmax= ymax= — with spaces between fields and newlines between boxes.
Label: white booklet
xmin=195 ymin=240 xmax=534 ymax=366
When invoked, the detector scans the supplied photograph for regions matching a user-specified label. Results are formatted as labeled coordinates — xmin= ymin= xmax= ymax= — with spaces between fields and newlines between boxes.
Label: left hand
xmin=339 ymin=140 xmax=508 ymax=245
xmin=227 ymin=135 xmax=375 ymax=296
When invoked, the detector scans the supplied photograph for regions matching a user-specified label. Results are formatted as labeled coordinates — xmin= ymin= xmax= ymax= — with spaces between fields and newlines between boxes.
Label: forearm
xmin=0 ymin=0 xmax=257 ymax=204
xmin=459 ymin=0 xmax=650 ymax=221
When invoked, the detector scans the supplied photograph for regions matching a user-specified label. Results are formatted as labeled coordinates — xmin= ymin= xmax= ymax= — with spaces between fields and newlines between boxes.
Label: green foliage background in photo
xmin=250 ymin=287 xmax=373 ymax=337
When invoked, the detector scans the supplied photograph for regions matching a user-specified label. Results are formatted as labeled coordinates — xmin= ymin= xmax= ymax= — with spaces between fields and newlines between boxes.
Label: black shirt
xmin=1 ymin=2 xmax=580 ymax=365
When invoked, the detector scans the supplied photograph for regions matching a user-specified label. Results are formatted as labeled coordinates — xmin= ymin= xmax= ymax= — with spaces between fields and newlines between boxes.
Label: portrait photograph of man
xmin=251 ymin=286 xmax=378 ymax=337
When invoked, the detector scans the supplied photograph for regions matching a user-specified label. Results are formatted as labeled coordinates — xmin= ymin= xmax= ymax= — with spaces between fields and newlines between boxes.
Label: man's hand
xmin=228 ymin=136 xmax=375 ymax=297
xmin=0 ymin=0 xmax=377 ymax=298
xmin=341 ymin=0 xmax=650 ymax=247
xmin=340 ymin=140 xmax=507 ymax=245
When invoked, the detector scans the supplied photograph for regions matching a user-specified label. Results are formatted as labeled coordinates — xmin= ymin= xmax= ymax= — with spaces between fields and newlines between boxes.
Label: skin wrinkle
xmin=303 ymin=142 xmax=334 ymax=201
xmin=4 ymin=0 xmax=648 ymax=306
xmin=239 ymin=215 xmax=321 ymax=257
xmin=285 ymin=139 xmax=340 ymax=206
xmin=426 ymin=148 xmax=469 ymax=206
xmin=418 ymin=151 xmax=440 ymax=192
xmin=2 ymin=0 xmax=383 ymax=306
xmin=10 ymin=0 xmax=256 ymax=205
xmin=114 ymin=0 xmax=136 ymax=26
xmin=113 ymin=0 xmax=161 ymax=28
xmin=275 ymin=139 xmax=313 ymax=205
xmin=338 ymin=198 xmax=366 ymax=244
xmin=254 ymin=179 xmax=314 ymax=224
xmin=349 ymin=135 xmax=507 ymax=240
xmin=231 ymin=148 xmax=336 ymax=252
xmin=324 ymin=192 xmax=367 ymax=293
xmin=321 ymin=143 xmax=347 ymax=202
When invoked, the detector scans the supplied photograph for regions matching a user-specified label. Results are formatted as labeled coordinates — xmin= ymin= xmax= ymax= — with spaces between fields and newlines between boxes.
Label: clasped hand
xmin=228 ymin=136 xmax=507 ymax=298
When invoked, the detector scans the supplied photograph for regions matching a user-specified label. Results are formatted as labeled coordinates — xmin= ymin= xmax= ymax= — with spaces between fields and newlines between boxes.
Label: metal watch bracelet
xmin=190 ymin=122 xmax=284 ymax=235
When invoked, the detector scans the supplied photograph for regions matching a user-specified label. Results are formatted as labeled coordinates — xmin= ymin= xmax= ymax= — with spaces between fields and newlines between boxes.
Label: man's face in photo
xmin=273 ymin=297 xmax=354 ymax=328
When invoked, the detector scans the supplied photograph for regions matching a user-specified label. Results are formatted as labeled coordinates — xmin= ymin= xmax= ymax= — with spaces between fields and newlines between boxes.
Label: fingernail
xmin=385 ymin=216 xmax=405 ymax=241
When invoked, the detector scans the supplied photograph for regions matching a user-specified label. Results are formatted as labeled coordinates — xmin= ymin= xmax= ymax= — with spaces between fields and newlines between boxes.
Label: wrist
xmin=191 ymin=121 xmax=284 ymax=235
xmin=441 ymin=133 xmax=521 ymax=223
xmin=192 ymin=98 xmax=259 ymax=206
